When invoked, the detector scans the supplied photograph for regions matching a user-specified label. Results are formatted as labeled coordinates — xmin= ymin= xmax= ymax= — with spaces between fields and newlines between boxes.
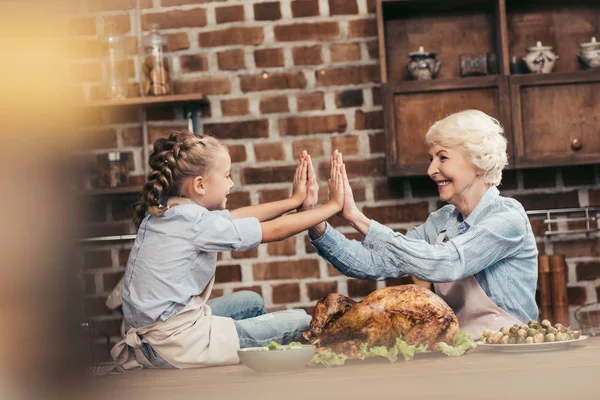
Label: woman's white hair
xmin=425 ymin=109 xmax=508 ymax=186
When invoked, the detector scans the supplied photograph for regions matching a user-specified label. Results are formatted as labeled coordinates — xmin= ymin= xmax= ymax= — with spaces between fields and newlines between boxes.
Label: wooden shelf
xmin=84 ymin=93 xmax=208 ymax=108
xmin=510 ymin=69 xmax=600 ymax=86
xmin=77 ymin=186 xmax=143 ymax=196
xmin=386 ymin=75 xmax=502 ymax=93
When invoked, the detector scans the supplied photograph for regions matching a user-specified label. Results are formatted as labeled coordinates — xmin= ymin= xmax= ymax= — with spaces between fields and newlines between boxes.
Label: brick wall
xmin=69 ymin=0 xmax=600 ymax=359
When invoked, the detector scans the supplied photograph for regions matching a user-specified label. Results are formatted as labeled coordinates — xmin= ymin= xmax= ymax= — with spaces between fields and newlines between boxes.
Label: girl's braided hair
xmin=134 ymin=130 xmax=226 ymax=227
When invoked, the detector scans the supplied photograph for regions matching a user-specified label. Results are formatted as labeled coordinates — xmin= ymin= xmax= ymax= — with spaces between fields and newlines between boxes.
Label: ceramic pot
xmin=406 ymin=46 xmax=441 ymax=80
xmin=522 ymin=41 xmax=558 ymax=74
xmin=577 ymin=37 xmax=600 ymax=69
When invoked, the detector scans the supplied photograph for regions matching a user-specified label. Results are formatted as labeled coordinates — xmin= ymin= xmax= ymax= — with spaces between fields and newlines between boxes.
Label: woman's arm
xmin=230 ymin=157 xmax=308 ymax=221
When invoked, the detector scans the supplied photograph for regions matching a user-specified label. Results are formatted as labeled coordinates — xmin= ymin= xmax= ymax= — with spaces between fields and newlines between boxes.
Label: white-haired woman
xmin=303 ymin=110 xmax=538 ymax=337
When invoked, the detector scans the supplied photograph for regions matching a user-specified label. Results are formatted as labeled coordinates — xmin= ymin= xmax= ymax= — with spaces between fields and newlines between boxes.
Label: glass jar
xmin=97 ymin=152 xmax=129 ymax=188
xmin=142 ymin=24 xmax=171 ymax=96
xmin=100 ymin=22 xmax=128 ymax=100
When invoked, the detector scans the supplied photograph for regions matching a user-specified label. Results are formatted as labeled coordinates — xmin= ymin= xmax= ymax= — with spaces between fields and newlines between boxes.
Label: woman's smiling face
xmin=427 ymin=143 xmax=485 ymax=210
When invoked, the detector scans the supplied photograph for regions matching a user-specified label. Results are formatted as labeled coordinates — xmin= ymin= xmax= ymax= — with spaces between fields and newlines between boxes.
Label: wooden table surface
xmin=85 ymin=337 xmax=600 ymax=400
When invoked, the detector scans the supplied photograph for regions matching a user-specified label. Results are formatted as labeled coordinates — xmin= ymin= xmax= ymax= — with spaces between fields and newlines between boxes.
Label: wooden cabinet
xmin=377 ymin=0 xmax=600 ymax=176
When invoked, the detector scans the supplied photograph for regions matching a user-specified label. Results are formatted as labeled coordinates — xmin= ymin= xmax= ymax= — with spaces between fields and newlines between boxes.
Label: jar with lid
xmin=97 ymin=152 xmax=129 ymax=188
xmin=142 ymin=24 xmax=171 ymax=96
xmin=100 ymin=22 xmax=128 ymax=100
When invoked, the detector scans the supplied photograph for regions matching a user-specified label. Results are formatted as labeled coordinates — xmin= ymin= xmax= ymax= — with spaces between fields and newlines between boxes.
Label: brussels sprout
xmin=545 ymin=333 xmax=555 ymax=342
xmin=509 ymin=326 xmax=519 ymax=336
xmin=490 ymin=332 xmax=504 ymax=344
xmin=508 ymin=337 xmax=517 ymax=344
xmin=500 ymin=335 xmax=510 ymax=344
xmin=500 ymin=327 xmax=510 ymax=336
xmin=483 ymin=329 xmax=495 ymax=338
xmin=541 ymin=319 xmax=551 ymax=328
xmin=526 ymin=328 xmax=537 ymax=337
xmin=573 ymin=330 xmax=581 ymax=339
xmin=525 ymin=337 xmax=534 ymax=344
xmin=518 ymin=328 xmax=528 ymax=337
xmin=547 ymin=326 xmax=557 ymax=335
xmin=520 ymin=324 xmax=529 ymax=330
xmin=517 ymin=336 xmax=526 ymax=344
xmin=538 ymin=328 xmax=547 ymax=335
xmin=533 ymin=333 xmax=545 ymax=343
xmin=555 ymin=332 xmax=568 ymax=341
xmin=527 ymin=320 xmax=540 ymax=329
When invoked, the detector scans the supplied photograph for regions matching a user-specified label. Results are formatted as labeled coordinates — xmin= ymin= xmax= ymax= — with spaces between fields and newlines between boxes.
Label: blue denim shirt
xmin=123 ymin=204 xmax=262 ymax=328
xmin=310 ymin=187 xmax=539 ymax=323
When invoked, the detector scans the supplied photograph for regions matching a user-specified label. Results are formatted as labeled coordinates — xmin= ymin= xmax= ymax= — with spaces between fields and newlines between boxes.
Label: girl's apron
xmin=432 ymin=232 xmax=522 ymax=338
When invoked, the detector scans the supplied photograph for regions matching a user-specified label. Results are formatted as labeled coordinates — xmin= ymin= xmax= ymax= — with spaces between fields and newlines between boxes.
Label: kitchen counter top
xmin=86 ymin=336 xmax=600 ymax=400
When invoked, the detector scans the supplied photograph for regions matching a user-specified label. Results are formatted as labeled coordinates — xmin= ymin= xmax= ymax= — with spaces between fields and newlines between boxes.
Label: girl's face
xmin=427 ymin=143 xmax=486 ymax=211
xmin=200 ymin=149 xmax=234 ymax=210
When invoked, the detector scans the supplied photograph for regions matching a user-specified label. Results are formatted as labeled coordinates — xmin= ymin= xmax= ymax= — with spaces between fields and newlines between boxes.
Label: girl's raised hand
xmin=298 ymin=151 xmax=319 ymax=211
xmin=291 ymin=156 xmax=308 ymax=206
xmin=327 ymin=152 xmax=344 ymax=211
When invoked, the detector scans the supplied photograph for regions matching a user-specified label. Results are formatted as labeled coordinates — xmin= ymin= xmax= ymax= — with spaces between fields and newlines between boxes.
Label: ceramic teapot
xmin=406 ymin=46 xmax=441 ymax=80
xmin=522 ymin=41 xmax=558 ymax=74
xmin=577 ymin=37 xmax=600 ymax=69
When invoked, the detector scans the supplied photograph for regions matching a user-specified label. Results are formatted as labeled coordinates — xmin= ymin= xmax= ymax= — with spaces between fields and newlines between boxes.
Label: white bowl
xmin=237 ymin=344 xmax=316 ymax=373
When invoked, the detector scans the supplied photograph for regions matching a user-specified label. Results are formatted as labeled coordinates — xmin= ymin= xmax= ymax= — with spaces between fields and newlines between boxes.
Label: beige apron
xmin=432 ymin=232 xmax=522 ymax=339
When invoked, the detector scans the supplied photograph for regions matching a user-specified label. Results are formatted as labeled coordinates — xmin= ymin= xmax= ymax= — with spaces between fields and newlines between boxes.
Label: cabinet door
xmin=511 ymin=71 xmax=600 ymax=168
xmin=383 ymin=77 xmax=512 ymax=176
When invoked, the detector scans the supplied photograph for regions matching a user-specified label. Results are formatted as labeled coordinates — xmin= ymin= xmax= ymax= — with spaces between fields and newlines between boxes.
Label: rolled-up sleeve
xmin=194 ymin=211 xmax=262 ymax=252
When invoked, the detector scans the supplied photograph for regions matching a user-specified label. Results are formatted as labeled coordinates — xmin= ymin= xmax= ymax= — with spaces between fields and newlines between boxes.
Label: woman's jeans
xmin=140 ymin=291 xmax=312 ymax=368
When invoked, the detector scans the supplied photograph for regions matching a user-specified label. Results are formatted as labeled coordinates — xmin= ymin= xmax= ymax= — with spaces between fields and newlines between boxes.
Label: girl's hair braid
xmin=133 ymin=130 xmax=226 ymax=227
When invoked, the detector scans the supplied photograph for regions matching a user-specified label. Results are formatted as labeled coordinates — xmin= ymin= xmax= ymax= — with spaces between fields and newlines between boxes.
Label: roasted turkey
xmin=301 ymin=285 xmax=459 ymax=353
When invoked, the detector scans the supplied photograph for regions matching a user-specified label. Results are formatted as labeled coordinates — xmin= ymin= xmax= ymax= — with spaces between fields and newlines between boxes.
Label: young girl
xmin=111 ymin=130 xmax=344 ymax=370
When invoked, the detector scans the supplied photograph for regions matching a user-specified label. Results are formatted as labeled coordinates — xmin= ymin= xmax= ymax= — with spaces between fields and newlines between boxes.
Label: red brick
xmin=89 ymin=0 xmax=152 ymax=12
xmin=142 ymin=8 xmax=207 ymax=30
xmin=217 ymin=49 xmax=245 ymax=71
xmin=215 ymin=5 xmax=245 ymax=24
xmin=242 ymin=165 xmax=297 ymax=185
xmin=374 ymin=178 xmax=405 ymax=200
xmin=366 ymin=39 xmax=379 ymax=59
xmin=319 ymin=157 xmax=385 ymax=179
xmin=118 ymin=249 xmax=131 ymax=266
xmin=348 ymin=18 xmax=377 ymax=38
xmin=330 ymin=43 xmax=361 ymax=63
xmin=227 ymin=191 xmax=251 ymax=209
xmin=274 ymin=22 xmax=340 ymax=42
xmin=231 ymin=248 xmax=258 ymax=259
xmin=576 ymin=262 xmax=600 ymax=281
xmin=148 ymin=124 xmax=187 ymax=143
xmin=316 ymin=65 xmax=379 ymax=86
xmin=329 ymin=0 xmax=358 ymax=15
xmin=254 ymin=48 xmax=285 ymax=68
xmin=522 ymin=167 xmax=557 ymax=189
xmin=292 ymin=45 xmax=323 ymax=66
xmin=291 ymin=0 xmax=319 ymax=18
xmin=367 ymin=0 xmax=376 ymax=13
xmin=331 ymin=135 xmax=360 ymax=155
xmin=204 ymin=119 xmax=268 ymax=139
xmin=304 ymin=236 xmax=317 ymax=254
xmin=347 ymin=279 xmax=376 ymax=298
xmin=179 ymin=54 xmax=208 ymax=73
xmin=363 ymin=203 xmax=429 ymax=224
xmin=369 ymin=131 xmax=386 ymax=153
xmin=259 ymin=95 xmax=289 ymax=114
xmin=69 ymin=17 xmax=96 ymax=36
xmin=272 ymin=283 xmax=300 ymax=304
xmin=221 ymin=98 xmax=249 ymax=117
xmin=70 ymin=61 xmax=101 ymax=83
xmin=84 ymin=223 xmax=135 ymax=238
xmin=84 ymin=297 xmax=111 ymax=317
xmin=512 ymin=191 xmax=579 ymax=211
xmin=166 ymin=33 xmax=190 ymax=52
xmin=385 ymin=275 xmax=414 ymax=287
xmin=79 ymin=128 xmax=118 ymax=150
xmin=296 ymin=92 xmax=325 ymax=112
xmin=106 ymin=108 xmax=138 ymax=124
xmin=268 ymin=237 xmax=297 ymax=256
xmin=292 ymin=138 xmax=324 ymax=158
xmin=199 ymin=27 xmax=264 ymax=47
xmin=306 ymin=281 xmax=338 ymax=301
xmin=162 ymin=0 xmax=227 ymax=5
xmin=240 ymin=71 xmax=307 ymax=92
xmin=255 ymin=142 xmax=286 ymax=162
xmin=259 ymin=188 xmax=289 ymax=203
xmin=228 ymin=144 xmax=247 ymax=163
xmin=567 ymin=286 xmax=587 ymax=306
xmin=590 ymin=189 xmax=600 ymax=207
xmin=253 ymin=259 xmax=320 ymax=280
xmin=103 ymin=14 xmax=130 ymax=34
xmin=84 ymin=274 xmax=96 ymax=295
xmin=173 ymin=77 xmax=231 ymax=95
xmin=209 ymin=289 xmax=224 ymax=300
xmin=215 ymin=264 xmax=242 ymax=283
xmin=327 ymin=263 xmax=343 ymax=276
xmin=103 ymin=271 xmax=125 ymax=292
xmin=355 ymin=110 xmax=384 ymax=130
xmin=233 ymin=286 xmax=263 ymax=296
xmin=254 ymin=2 xmax=281 ymax=21
xmin=279 ymin=115 xmax=346 ymax=136
xmin=335 ymin=89 xmax=363 ymax=108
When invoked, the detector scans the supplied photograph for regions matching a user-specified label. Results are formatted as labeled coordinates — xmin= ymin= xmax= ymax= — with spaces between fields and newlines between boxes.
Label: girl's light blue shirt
xmin=310 ymin=187 xmax=539 ymax=323
xmin=123 ymin=204 xmax=262 ymax=328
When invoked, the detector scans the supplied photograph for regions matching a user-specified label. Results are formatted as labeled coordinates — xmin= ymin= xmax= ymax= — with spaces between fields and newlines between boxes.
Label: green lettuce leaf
xmin=436 ymin=330 xmax=477 ymax=357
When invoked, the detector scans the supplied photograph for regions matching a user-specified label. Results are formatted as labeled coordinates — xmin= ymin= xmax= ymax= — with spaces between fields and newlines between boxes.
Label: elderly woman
xmin=302 ymin=109 xmax=538 ymax=336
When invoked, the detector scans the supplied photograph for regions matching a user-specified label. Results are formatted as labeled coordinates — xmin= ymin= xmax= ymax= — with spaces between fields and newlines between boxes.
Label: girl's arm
xmin=261 ymin=162 xmax=344 ymax=243
xmin=230 ymin=157 xmax=308 ymax=221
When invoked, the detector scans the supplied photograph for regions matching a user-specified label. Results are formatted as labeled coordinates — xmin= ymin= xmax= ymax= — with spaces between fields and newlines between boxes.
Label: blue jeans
xmin=141 ymin=291 xmax=312 ymax=368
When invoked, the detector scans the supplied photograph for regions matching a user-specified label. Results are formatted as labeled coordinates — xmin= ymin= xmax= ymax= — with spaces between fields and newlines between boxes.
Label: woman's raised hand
xmin=291 ymin=154 xmax=308 ymax=207
xmin=298 ymin=150 xmax=319 ymax=211
xmin=327 ymin=150 xmax=345 ymax=211
xmin=336 ymin=151 xmax=361 ymax=222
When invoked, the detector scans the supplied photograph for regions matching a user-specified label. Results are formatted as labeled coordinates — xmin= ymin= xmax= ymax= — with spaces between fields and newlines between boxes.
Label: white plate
xmin=476 ymin=335 xmax=589 ymax=352
xmin=237 ymin=344 xmax=316 ymax=373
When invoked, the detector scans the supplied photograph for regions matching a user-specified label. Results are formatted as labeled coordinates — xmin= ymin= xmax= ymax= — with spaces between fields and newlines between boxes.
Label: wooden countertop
xmin=87 ymin=337 xmax=600 ymax=400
